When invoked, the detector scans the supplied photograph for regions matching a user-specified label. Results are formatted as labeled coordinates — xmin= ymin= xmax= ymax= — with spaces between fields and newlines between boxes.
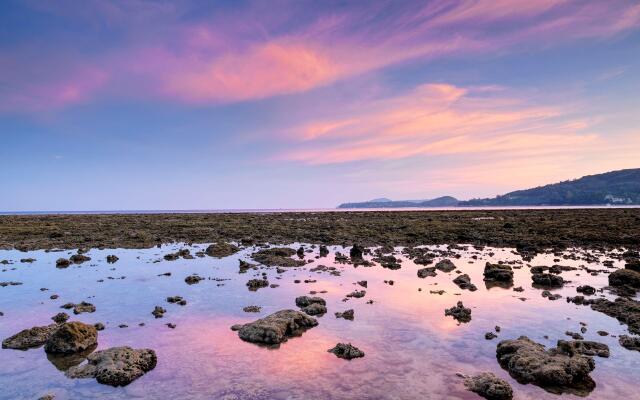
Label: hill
xmin=338 ymin=196 xmax=459 ymax=209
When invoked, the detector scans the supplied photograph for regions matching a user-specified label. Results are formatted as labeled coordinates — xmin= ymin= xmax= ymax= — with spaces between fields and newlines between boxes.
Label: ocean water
xmin=0 ymin=244 xmax=638 ymax=399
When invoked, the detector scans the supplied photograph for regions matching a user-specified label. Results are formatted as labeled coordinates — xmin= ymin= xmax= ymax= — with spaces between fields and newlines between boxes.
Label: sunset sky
xmin=1 ymin=0 xmax=639 ymax=210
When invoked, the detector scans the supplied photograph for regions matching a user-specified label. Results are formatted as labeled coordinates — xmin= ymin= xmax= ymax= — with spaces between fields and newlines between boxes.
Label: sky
xmin=1 ymin=0 xmax=640 ymax=211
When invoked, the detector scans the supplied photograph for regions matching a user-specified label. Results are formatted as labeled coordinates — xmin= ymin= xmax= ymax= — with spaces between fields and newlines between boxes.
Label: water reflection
xmin=0 ymin=243 xmax=637 ymax=399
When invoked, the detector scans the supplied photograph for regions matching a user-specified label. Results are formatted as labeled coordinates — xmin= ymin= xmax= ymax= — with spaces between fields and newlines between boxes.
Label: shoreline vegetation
xmin=1 ymin=209 xmax=639 ymax=251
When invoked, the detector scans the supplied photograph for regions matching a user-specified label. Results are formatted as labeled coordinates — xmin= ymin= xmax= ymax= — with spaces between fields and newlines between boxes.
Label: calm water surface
xmin=0 ymin=244 xmax=638 ymax=399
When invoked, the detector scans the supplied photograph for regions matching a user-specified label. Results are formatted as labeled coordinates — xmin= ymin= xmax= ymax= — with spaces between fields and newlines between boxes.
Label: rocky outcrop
xmin=44 ymin=321 xmax=97 ymax=354
xmin=251 ymin=247 xmax=305 ymax=267
xmin=235 ymin=310 xmax=318 ymax=345
xmin=2 ymin=324 xmax=59 ymax=350
xmin=496 ymin=336 xmax=596 ymax=395
xmin=445 ymin=301 xmax=472 ymax=323
xmin=328 ymin=343 xmax=365 ymax=359
xmin=453 ymin=274 xmax=477 ymax=291
xmin=556 ymin=340 xmax=609 ymax=358
xmin=483 ymin=263 xmax=514 ymax=282
xmin=531 ymin=273 xmax=564 ymax=288
xmin=417 ymin=267 xmax=437 ymax=278
xmin=301 ymin=303 xmax=327 ymax=316
xmin=590 ymin=297 xmax=640 ymax=334
xmin=205 ymin=242 xmax=240 ymax=258
xmin=463 ymin=372 xmax=513 ymax=400
xmin=609 ymin=268 xmax=640 ymax=288
xmin=61 ymin=301 xmax=95 ymax=315
xmin=435 ymin=259 xmax=456 ymax=272
xmin=66 ymin=346 xmax=157 ymax=386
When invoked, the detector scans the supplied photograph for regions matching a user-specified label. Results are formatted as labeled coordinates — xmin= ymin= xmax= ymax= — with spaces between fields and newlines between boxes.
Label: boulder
xmin=235 ymin=310 xmax=318 ymax=345
xmin=295 ymin=296 xmax=326 ymax=307
xmin=435 ymin=259 xmax=456 ymax=272
xmin=44 ymin=321 xmax=97 ymax=354
xmin=483 ymin=263 xmax=514 ymax=282
xmin=328 ymin=343 xmax=365 ymax=359
xmin=66 ymin=346 xmax=157 ymax=386
xmin=445 ymin=301 xmax=472 ymax=323
xmin=609 ymin=268 xmax=640 ymax=288
xmin=2 ymin=324 xmax=58 ymax=350
xmin=56 ymin=258 xmax=71 ymax=268
xmin=251 ymin=247 xmax=305 ymax=267
xmin=417 ymin=267 xmax=437 ymax=278
xmin=531 ymin=273 xmax=564 ymax=288
xmin=556 ymin=340 xmax=609 ymax=358
xmin=453 ymin=274 xmax=477 ymax=291
xmin=463 ymin=372 xmax=513 ymax=400
xmin=205 ymin=242 xmax=240 ymax=258
xmin=335 ymin=309 xmax=354 ymax=320
xmin=301 ymin=303 xmax=327 ymax=316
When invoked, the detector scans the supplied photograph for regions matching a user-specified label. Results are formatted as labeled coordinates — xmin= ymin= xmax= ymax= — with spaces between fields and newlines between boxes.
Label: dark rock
xmin=618 ymin=335 xmax=640 ymax=351
xmin=485 ymin=332 xmax=498 ymax=340
xmin=94 ymin=323 xmax=105 ymax=331
xmin=483 ymin=263 xmax=514 ymax=282
xmin=328 ymin=343 xmax=365 ymax=359
xmin=205 ymin=242 xmax=240 ymax=258
xmin=346 ymin=290 xmax=366 ymax=298
xmin=251 ymin=247 xmax=305 ymax=267
xmin=576 ymin=285 xmax=596 ymax=295
xmin=295 ymin=296 xmax=326 ymax=307
xmin=417 ymin=267 xmax=437 ymax=278
xmin=235 ymin=310 xmax=318 ymax=345
xmin=532 ymin=273 xmax=564 ymax=288
xmin=70 ymin=254 xmax=91 ymax=264
xmin=453 ymin=274 xmax=477 ymax=291
xmin=151 ymin=306 xmax=166 ymax=318
xmin=319 ymin=245 xmax=329 ymax=257
xmin=184 ymin=274 xmax=203 ymax=285
xmin=357 ymin=280 xmax=367 ymax=288
xmin=243 ymin=305 xmax=261 ymax=313
xmin=557 ymin=340 xmax=609 ymax=358
xmin=496 ymin=336 xmax=595 ymax=396
xmin=66 ymin=346 xmax=157 ymax=386
xmin=56 ymin=258 xmax=71 ymax=268
xmin=2 ymin=324 xmax=59 ymax=350
xmin=106 ymin=255 xmax=119 ymax=263
xmin=589 ymin=297 xmax=640 ymax=334
xmin=375 ymin=255 xmax=401 ymax=269
xmin=335 ymin=309 xmax=354 ymax=320
xmin=51 ymin=312 xmax=70 ymax=324
xmin=246 ymin=279 xmax=269 ymax=291
xmin=463 ymin=372 xmax=513 ymax=400
xmin=239 ymin=260 xmax=256 ymax=273
xmin=435 ymin=259 xmax=456 ymax=272
xmin=44 ymin=321 xmax=98 ymax=354
xmin=302 ymin=303 xmax=327 ymax=316
xmin=445 ymin=301 xmax=472 ymax=323
xmin=609 ymin=268 xmax=640 ymax=288
xmin=350 ymin=244 xmax=364 ymax=260
xmin=167 ymin=296 xmax=187 ymax=306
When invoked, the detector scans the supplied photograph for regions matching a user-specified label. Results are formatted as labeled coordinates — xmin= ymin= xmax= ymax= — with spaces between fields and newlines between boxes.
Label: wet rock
xmin=295 ymin=296 xmax=326 ymax=307
xmin=246 ymin=279 xmax=269 ymax=291
xmin=496 ymin=336 xmax=596 ymax=395
xmin=375 ymin=255 xmax=401 ymax=269
xmin=589 ymin=297 xmax=640 ymax=334
xmin=251 ymin=247 xmax=305 ymax=267
xmin=56 ymin=258 xmax=71 ymax=268
xmin=485 ymin=332 xmax=498 ymax=340
xmin=542 ymin=290 xmax=562 ymax=300
xmin=618 ymin=335 xmax=640 ymax=351
xmin=37 ymin=394 xmax=55 ymax=400
xmin=463 ymin=372 xmax=513 ymax=400
xmin=453 ymin=274 xmax=477 ymax=291
xmin=166 ymin=296 xmax=187 ymax=306
xmin=565 ymin=331 xmax=584 ymax=340
xmin=328 ymin=343 xmax=365 ymax=359
xmin=576 ymin=285 xmax=596 ymax=295
xmin=319 ymin=245 xmax=329 ymax=257
xmin=166 ymin=323 xmax=176 ymax=329
xmin=483 ymin=263 xmax=514 ymax=282
xmin=66 ymin=346 xmax=157 ymax=387
xmin=346 ymin=290 xmax=366 ymax=298
xmin=301 ymin=303 xmax=327 ymax=316
xmin=609 ymin=268 xmax=640 ymax=288
xmin=61 ymin=301 xmax=96 ymax=315
xmin=0 ymin=281 xmax=22 ymax=287
xmin=557 ymin=340 xmax=609 ymax=357
xmin=335 ymin=309 xmax=354 ymax=320
xmin=94 ymin=323 xmax=105 ymax=331
xmin=106 ymin=255 xmax=119 ymax=263
xmin=357 ymin=280 xmax=367 ymax=288
xmin=243 ymin=305 xmax=261 ymax=313
xmin=20 ymin=258 xmax=36 ymax=263
xmin=435 ymin=259 xmax=456 ymax=272
xmin=417 ymin=267 xmax=437 ymax=278
xmin=235 ymin=310 xmax=318 ymax=345
xmin=531 ymin=273 xmax=564 ymax=288
xmin=184 ymin=274 xmax=203 ymax=285
xmin=205 ymin=242 xmax=240 ymax=258
xmin=70 ymin=254 xmax=91 ymax=264
xmin=238 ymin=260 xmax=256 ymax=273
xmin=349 ymin=244 xmax=364 ymax=260
xmin=151 ymin=306 xmax=166 ymax=318
xmin=51 ymin=312 xmax=70 ymax=324
xmin=44 ymin=321 xmax=98 ymax=354
xmin=445 ymin=301 xmax=472 ymax=323
xmin=2 ymin=324 xmax=59 ymax=350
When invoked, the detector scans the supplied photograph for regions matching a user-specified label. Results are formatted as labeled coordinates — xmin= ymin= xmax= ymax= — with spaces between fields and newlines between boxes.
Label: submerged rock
xmin=235 ymin=310 xmax=318 ymax=345
xmin=2 ymin=324 xmax=59 ymax=350
xmin=335 ymin=309 xmax=354 ymax=320
xmin=435 ymin=259 xmax=456 ymax=272
xmin=590 ymin=297 xmax=640 ymax=334
xmin=205 ymin=242 xmax=240 ymax=258
xmin=301 ymin=303 xmax=327 ymax=316
xmin=328 ymin=343 xmax=365 ymax=359
xmin=531 ymin=273 xmax=564 ymax=288
xmin=483 ymin=263 xmax=514 ymax=282
xmin=251 ymin=247 xmax=305 ymax=268
xmin=375 ymin=255 xmax=401 ymax=269
xmin=463 ymin=372 xmax=513 ymax=400
xmin=445 ymin=301 xmax=472 ymax=323
xmin=66 ymin=346 xmax=157 ymax=386
xmin=556 ymin=340 xmax=609 ymax=358
xmin=496 ymin=336 xmax=596 ymax=395
xmin=61 ymin=301 xmax=96 ymax=315
xmin=453 ymin=274 xmax=477 ymax=291
xmin=44 ymin=321 xmax=98 ymax=354
xmin=246 ymin=279 xmax=269 ymax=291
xmin=576 ymin=285 xmax=596 ymax=295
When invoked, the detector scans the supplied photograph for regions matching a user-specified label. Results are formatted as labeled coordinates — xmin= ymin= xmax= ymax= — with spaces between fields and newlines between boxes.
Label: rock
xmin=239 ymin=260 xmax=256 ymax=273
xmin=357 ymin=280 xmax=367 ymax=288
xmin=453 ymin=274 xmax=477 ymax=291
xmin=184 ymin=274 xmax=203 ymax=285
xmin=531 ymin=273 xmax=564 ymax=288
xmin=205 ymin=242 xmax=240 ymax=258
xmin=51 ymin=312 xmax=70 ymax=324
xmin=106 ymin=255 xmax=119 ymax=263
xmin=166 ymin=323 xmax=176 ymax=329
xmin=445 ymin=301 xmax=472 ymax=323
xmin=335 ymin=309 xmax=354 ymax=320
xmin=319 ymin=245 xmax=329 ymax=257
xmin=243 ymin=305 xmax=261 ymax=313
xmin=295 ymin=296 xmax=326 ymax=307
xmin=565 ymin=331 xmax=584 ymax=340
xmin=618 ymin=335 xmax=640 ymax=351
xmin=417 ymin=267 xmax=437 ymax=278
xmin=375 ymin=255 xmax=401 ymax=269
xmin=609 ymin=268 xmax=640 ymax=288
xmin=38 ymin=394 xmax=55 ymax=400
xmin=302 ymin=303 xmax=327 ymax=316
xmin=485 ymin=332 xmax=498 ymax=340
xmin=576 ymin=285 xmax=596 ymax=295
xmin=328 ymin=343 xmax=365 ymax=359
xmin=626 ymin=260 xmax=640 ymax=273
xmin=44 ymin=321 xmax=98 ymax=354
xmin=463 ymin=372 xmax=513 ymax=400
xmin=235 ymin=310 xmax=318 ymax=345
xmin=589 ymin=297 xmax=640 ymax=334
xmin=557 ymin=340 xmax=609 ymax=357
xmin=66 ymin=346 xmax=157 ymax=386
xmin=346 ymin=290 xmax=366 ymax=298
xmin=61 ymin=301 xmax=96 ymax=315
xmin=94 ymin=323 xmax=105 ymax=331
xmin=70 ymin=254 xmax=91 ymax=264
xmin=246 ymin=279 xmax=269 ymax=291
xmin=350 ymin=244 xmax=364 ymax=260
xmin=251 ymin=247 xmax=305 ymax=267
xmin=166 ymin=296 xmax=187 ymax=306
xmin=542 ymin=291 xmax=562 ymax=300
xmin=0 ymin=281 xmax=22 ymax=287
xmin=2 ymin=324 xmax=59 ymax=350
xmin=483 ymin=263 xmax=514 ymax=282
xmin=435 ymin=259 xmax=456 ymax=272
xmin=151 ymin=306 xmax=166 ymax=318
xmin=56 ymin=258 xmax=71 ymax=268
xmin=496 ymin=336 xmax=595 ymax=395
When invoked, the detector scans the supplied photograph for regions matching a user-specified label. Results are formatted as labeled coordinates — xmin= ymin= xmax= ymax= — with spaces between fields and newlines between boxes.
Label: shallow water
xmin=0 ymin=244 xmax=638 ymax=400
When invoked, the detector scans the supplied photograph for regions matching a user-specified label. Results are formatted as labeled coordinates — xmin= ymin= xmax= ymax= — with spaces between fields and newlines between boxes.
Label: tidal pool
xmin=0 ymin=243 xmax=637 ymax=399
